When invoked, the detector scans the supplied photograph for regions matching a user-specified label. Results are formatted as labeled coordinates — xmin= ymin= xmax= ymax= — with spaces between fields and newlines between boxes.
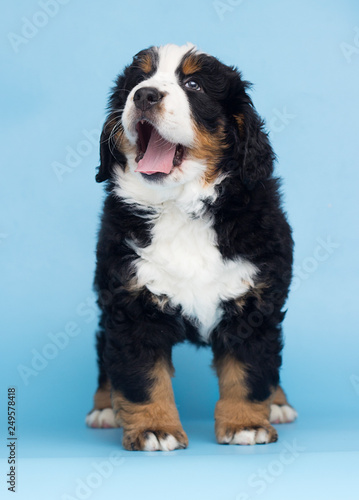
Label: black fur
xmin=92 ymin=46 xmax=293 ymax=408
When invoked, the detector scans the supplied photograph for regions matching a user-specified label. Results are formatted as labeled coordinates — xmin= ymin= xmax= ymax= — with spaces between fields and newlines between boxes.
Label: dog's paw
xmin=85 ymin=408 xmax=118 ymax=428
xmin=269 ymin=404 xmax=298 ymax=424
xmin=122 ymin=428 xmax=188 ymax=451
xmin=216 ymin=424 xmax=278 ymax=445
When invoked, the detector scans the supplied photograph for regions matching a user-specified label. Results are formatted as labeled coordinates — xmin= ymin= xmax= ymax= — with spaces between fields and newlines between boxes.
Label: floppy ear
xmin=231 ymin=80 xmax=275 ymax=189
xmin=96 ymin=76 xmax=128 ymax=183
xmin=96 ymin=124 xmax=113 ymax=183
xmin=243 ymin=107 xmax=274 ymax=188
xmin=96 ymin=112 xmax=129 ymax=183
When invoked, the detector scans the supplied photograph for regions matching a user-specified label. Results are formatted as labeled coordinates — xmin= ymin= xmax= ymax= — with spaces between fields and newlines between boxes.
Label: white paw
xmin=270 ymin=404 xmax=298 ymax=424
xmin=143 ymin=432 xmax=185 ymax=451
xmin=255 ymin=428 xmax=270 ymax=444
xmin=85 ymin=408 xmax=117 ymax=428
xmin=231 ymin=429 xmax=257 ymax=445
xmin=220 ymin=428 xmax=272 ymax=445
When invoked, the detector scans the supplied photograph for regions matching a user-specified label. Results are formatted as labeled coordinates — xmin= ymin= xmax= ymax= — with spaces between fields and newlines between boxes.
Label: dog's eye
xmin=185 ymin=80 xmax=201 ymax=91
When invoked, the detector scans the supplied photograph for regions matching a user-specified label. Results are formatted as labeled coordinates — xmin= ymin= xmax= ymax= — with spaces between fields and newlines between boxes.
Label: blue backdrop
xmin=1 ymin=1 xmax=359 ymax=499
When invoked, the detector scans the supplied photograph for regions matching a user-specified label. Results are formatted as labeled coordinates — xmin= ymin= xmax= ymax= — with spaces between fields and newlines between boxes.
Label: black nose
xmin=133 ymin=87 xmax=164 ymax=111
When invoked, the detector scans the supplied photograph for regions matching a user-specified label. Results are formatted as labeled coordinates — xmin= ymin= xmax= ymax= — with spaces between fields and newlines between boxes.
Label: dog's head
xmin=97 ymin=43 xmax=274 ymax=196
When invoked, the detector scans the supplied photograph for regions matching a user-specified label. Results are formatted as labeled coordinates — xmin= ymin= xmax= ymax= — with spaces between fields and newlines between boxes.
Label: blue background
xmin=1 ymin=0 xmax=358 ymax=498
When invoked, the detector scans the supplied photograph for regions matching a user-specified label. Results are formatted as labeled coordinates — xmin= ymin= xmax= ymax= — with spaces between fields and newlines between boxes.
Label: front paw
xmin=215 ymin=422 xmax=278 ymax=445
xmin=122 ymin=428 xmax=188 ymax=451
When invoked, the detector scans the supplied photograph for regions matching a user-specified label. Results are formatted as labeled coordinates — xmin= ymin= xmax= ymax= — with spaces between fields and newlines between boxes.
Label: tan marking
xmin=235 ymin=281 xmax=269 ymax=312
xmin=234 ymin=113 xmax=244 ymax=134
xmin=122 ymin=275 xmax=142 ymax=295
xmin=188 ymin=122 xmax=228 ymax=186
xmin=272 ymin=385 xmax=290 ymax=406
xmin=182 ymin=53 xmax=201 ymax=75
xmin=122 ymin=275 xmax=171 ymax=312
xmin=93 ymin=380 xmax=112 ymax=410
xmin=106 ymin=120 xmax=134 ymax=158
xmin=112 ymin=359 xmax=188 ymax=451
xmin=120 ymin=266 xmax=174 ymax=315
xmin=150 ymin=294 xmax=171 ymax=311
xmin=213 ymin=355 xmax=277 ymax=443
xmin=138 ymin=53 xmax=153 ymax=73
xmin=102 ymin=116 xmax=134 ymax=173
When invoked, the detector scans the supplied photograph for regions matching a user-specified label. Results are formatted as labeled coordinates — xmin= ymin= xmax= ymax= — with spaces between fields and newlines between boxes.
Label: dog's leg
xmin=111 ymin=358 xmax=188 ymax=451
xmin=213 ymin=354 xmax=278 ymax=445
xmin=86 ymin=326 xmax=119 ymax=428
xmin=86 ymin=380 xmax=118 ymax=428
xmin=269 ymin=385 xmax=298 ymax=424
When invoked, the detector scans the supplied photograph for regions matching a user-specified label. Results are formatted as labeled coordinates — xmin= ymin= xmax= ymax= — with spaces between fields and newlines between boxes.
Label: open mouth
xmin=135 ymin=121 xmax=185 ymax=176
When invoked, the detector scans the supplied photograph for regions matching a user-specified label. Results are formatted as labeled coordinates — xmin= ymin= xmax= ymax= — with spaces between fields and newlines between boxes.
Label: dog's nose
xmin=133 ymin=87 xmax=164 ymax=111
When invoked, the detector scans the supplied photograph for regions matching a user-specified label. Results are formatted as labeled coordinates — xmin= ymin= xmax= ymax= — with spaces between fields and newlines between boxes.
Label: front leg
xmin=213 ymin=354 xmax=278 ymax=445
xmin=104 ymin=306 xmax=188 ymax=451
xmin=111 ymin=358 xmax=188 ymax=451
xmin=212 ymin=310 xmax=284 ymax=445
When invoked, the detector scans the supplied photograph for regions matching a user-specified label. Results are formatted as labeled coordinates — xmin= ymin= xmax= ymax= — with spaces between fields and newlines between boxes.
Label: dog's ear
xmin=239 ymin=107 xmax=275 ymax=188
xmin=96 ymin=76 xmax=128 ymax=183
xmin=96 ymin=123 xmax=114 ymax=183
xmin=231 ymin=77 xmax=275 ymax=189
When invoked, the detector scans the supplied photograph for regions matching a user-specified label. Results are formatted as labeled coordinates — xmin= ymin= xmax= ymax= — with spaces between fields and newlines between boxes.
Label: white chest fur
xmin=131 ymin=202 xmax=258 ymax=342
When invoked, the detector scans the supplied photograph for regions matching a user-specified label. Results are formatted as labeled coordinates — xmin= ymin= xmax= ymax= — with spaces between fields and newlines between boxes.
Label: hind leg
xmin=269 ymin=386 xmax=298 ymax=424
xmin=85 ymin=327 xmax=118 ymax=429
xmin=85 ymin=379 xmax=118 ymax=428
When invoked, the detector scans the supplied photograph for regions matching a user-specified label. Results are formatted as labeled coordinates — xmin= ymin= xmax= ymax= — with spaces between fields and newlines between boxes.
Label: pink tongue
xmin=135 ymin=128 xmax=176 ymax=175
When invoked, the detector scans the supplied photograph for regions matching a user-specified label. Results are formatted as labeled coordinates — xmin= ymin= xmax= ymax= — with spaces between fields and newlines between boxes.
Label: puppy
xmin=86 ymin=43 xmax=297 ymax=451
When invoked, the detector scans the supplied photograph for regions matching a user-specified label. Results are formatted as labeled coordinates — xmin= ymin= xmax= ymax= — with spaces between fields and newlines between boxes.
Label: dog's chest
xmin=133 ymin=203 xmax=257 ymax=342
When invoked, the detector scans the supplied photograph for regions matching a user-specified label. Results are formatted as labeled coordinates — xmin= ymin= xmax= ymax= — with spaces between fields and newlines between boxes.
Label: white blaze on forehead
xmin=122 ymin=43 xmax=197 ymax=147
xmin=156 ymin=43 xmax=196 ymax=74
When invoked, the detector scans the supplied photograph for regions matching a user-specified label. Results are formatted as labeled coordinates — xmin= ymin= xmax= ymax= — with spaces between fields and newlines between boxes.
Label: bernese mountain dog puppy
xmin=86 ymin=43 xmax=297 ymax=451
